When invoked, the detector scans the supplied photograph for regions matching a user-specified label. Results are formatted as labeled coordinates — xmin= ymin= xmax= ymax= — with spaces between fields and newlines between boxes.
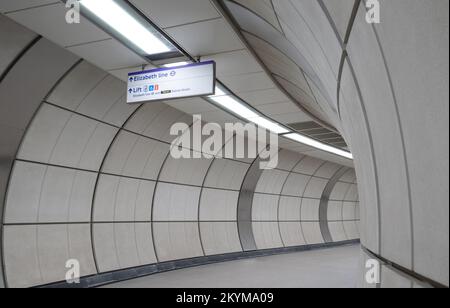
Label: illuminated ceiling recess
xmin=79 ymin=0 xmax=180 ymax=60
xmin=79 ymin=0 xmax=353 ymax=160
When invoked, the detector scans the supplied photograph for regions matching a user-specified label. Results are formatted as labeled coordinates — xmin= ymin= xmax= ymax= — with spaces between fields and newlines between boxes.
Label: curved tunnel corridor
xmin=0 ymin=0 xmax=448 ymax=289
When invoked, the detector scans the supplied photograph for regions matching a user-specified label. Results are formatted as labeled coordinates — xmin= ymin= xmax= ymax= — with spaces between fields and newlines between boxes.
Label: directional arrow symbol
xmin=128 ymin=89 xmax=133 ymax=94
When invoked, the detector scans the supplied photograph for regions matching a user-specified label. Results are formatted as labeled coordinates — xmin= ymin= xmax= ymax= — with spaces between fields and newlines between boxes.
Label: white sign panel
xmin=127 ymin=61 xmax=216 ymax=104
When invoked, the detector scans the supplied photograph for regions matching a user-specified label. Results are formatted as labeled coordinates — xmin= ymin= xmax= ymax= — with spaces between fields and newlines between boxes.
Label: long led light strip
xmin=80 ymin=0 xmax=171 ymax=55
xmin=208 ymin=86 xmax=352 ymax=159
xmin=208 ymin=88 xmax=289 ymax=134
xmin=284 ymin=133 xmax=353 ymax=159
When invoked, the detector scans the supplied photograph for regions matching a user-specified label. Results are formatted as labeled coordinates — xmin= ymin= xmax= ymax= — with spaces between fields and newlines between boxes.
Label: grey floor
xmin=102 ymin=244 xmax=360 ymax=288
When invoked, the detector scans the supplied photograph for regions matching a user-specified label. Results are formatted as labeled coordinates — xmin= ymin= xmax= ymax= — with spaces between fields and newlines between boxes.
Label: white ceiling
xmin=0 ymin=0 xmax=352 ymax=165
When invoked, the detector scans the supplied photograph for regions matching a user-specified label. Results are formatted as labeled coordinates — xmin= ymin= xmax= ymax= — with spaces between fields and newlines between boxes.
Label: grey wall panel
xmin=300 ymin=198 xmax=320 ymax=221
xmin=303 ymin=177 xmax=328 ymax=198
xmin=281 ymin=173 xmax=310 ymax=197
xmin=321 ymin=0 xmax=355 ymax=41
xmin=275 ymin=150 xmax=304 ymax=172
xmin=159 ymin=154 xmax=213 ymax=186
xmin=279 ymin=222 xmax=306 ymax=247
xmin=340 ymin=63 xmax=379 ymax=253
xmin=203 ymin=158 xmax=250 ymax=190
xmin=278 ymin=196 xmax=301 ymax=221
xmin=348 ymin=5 xmax=412 ymax=269
xmin=0 ymin=15 xmax=37 ymax=76
xmin=4 ymin=224 xmax=95 ymax=288
xmin=153 ymin=183 xmax=201 ymax=221
xmin=252 ymin=193 xmax=279 ymax=221
xmin=252 ymin=222 xmax=283 ymax=250
xmin=293 ymin=156 xmax=324 ymax=175
xmin=375 ymin=0 xmax=449 ymax=285
xmin=18 ymin=104 xmax=118 ymax=171
xmin=93 ymin=174 xmax=155 ymax=222
xmin=254 ymin=169 xmax=289 ymax=194
xmin=47 ymin=61 xmax=107 ymax=110
xmin=329 ymin=222 xmax=347 ymax=242
xmin=102 ymin=131 xmax=169 ymax=180
xmin=380 ymin=266 xmax=413 ymax=288
xmin=200 ymin=222 xmax=242 ymax=255
xmin=199 ymin=189 xmax=239 ymax=221
xmin=93 ymin=223 xmax=120 ymax=272
xmin=3 ymin=225 xmax=41 ymax=288
xmin=327 ymin=201 xmax=343 ymax=221
xmin=125 ymin=104 xmax=193 ymax=143
xmin=301 ymin=222 xmax=324 ymax=245
xmin=343 ymin=221 xmax=359 ymax=240
xmin=153 ymin=222 xmax=204 ymax=262
xmin=315 ymin=162 xmax=342 ymax=179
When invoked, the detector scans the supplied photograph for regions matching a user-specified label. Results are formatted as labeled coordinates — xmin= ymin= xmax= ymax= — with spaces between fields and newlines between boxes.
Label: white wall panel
xmin=300 ymin=198 xmax=320 ymax=221
xmin=93 ymin=223 xmax=119 ymax=272
xmin=94 ymin=174 xmax=155 ymax=222
xmin=18 ymin=104 xmax=117 ymax=171
xmin=329 ymin=222 xmax=347 ymax=242
xmin=5 ymin=161 xmax=46 ymax=223
xmin=275 ymin=150 xmax=304 ymax=171
xmin=343 ymin=202 xmax=357 ymax=220
xmin=327 ymin=201 xmax=343 ymax=221
xmin=125 ymin=104 xmax=193 ymax=143
xmin=67 ymin=224 xmax=96 ymax=277
xmin=301 ymin=222 xmax=324 ymax=244
xmin=114 ymin=223 xmax=140 ymax=269
xmin=200 ymin=189 xmax=239 ymax=221
xmin=200 ymin=222 xmax=242 ymax=255
xmin=159 ymin=153 xmax=212 ymax=186
xmin=4 ymin=225 xmax=41 ymax=288
xmin=281 ymin=173 xmax=310 ymax=196
xmin=330 ymin=182 xmax=351 ymax=200
xmin=252 ymin=222 xmax=283 ymax=249
xmin=153 ymin=222 xmax=204 ymax=262
xmin=293 ymin=156 xmax=324 ymax=175
xmin=50 ymin=114 xmax=114 ymax=170
xmin=343 ymin=221 xmax=359 ymax=240
xmin=255 ymin=169 xmax=289 ymax=194
xmin=18 ymin=104 xmax=71 ymax=164
xmin=47 ymin=61 xmax=107 ymax=111
xmin=203 ymin=158 xmax=249 ymax=190
xmin=278 ymin=196 xmax=301 ymax=221
xmin=38 ymin=167 xmax=96 ymax=223
xmin=102 ymin=131 xmax=168 ymax=180
xmin=252 ymin=193 xmax=279 ymax=221
xmin=135 ymin=223 xmax=157 ymax=265
xmin=314 ymin=162 xmax=342 ymax=179
xmin=303 ymin=177 xmax=328 ymax=198
xmin=153 ymin=183 xmax=200 ymax=221
xmin=279 ymin=222 xmax=306 ymax=247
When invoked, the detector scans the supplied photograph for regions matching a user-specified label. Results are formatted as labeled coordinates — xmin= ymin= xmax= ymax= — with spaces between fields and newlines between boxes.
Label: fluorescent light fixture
xmin=209 ymin=86 xmax=227 ymax=97
xmin=210 ymin=95 xmax=259 ymax=118
xmin=209 ymin=94 xmax=289 ymax=134
xmin=163 ymin=61 xmax=189 ymax=68
xmin=80 ymin=0 xmax=171 ymax=55
xmin=248 ymin=117 xmax=289 ymax=134
xmin=284 ymin=133 xmax=353 ymax=159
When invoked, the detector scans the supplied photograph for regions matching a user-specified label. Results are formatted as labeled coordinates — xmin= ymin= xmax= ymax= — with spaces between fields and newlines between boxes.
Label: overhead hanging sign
xmin=127 ymin=61 xmax=216 ymax=104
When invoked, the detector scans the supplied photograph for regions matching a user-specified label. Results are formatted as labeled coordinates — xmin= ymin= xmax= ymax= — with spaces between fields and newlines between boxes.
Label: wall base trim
xmin=37 ymin=240 xmax=360 ymax=288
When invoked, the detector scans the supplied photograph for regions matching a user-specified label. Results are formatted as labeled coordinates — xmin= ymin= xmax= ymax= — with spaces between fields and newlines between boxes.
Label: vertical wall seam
xmin=0 ymin=48 xmax=79 ymax=288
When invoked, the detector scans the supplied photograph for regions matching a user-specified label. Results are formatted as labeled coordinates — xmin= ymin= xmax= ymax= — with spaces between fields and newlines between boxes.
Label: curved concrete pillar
xmin=221 ymin=0 xmax=448 ymax=287
xmin=0 ymin=16 xmax=80 ymax=288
